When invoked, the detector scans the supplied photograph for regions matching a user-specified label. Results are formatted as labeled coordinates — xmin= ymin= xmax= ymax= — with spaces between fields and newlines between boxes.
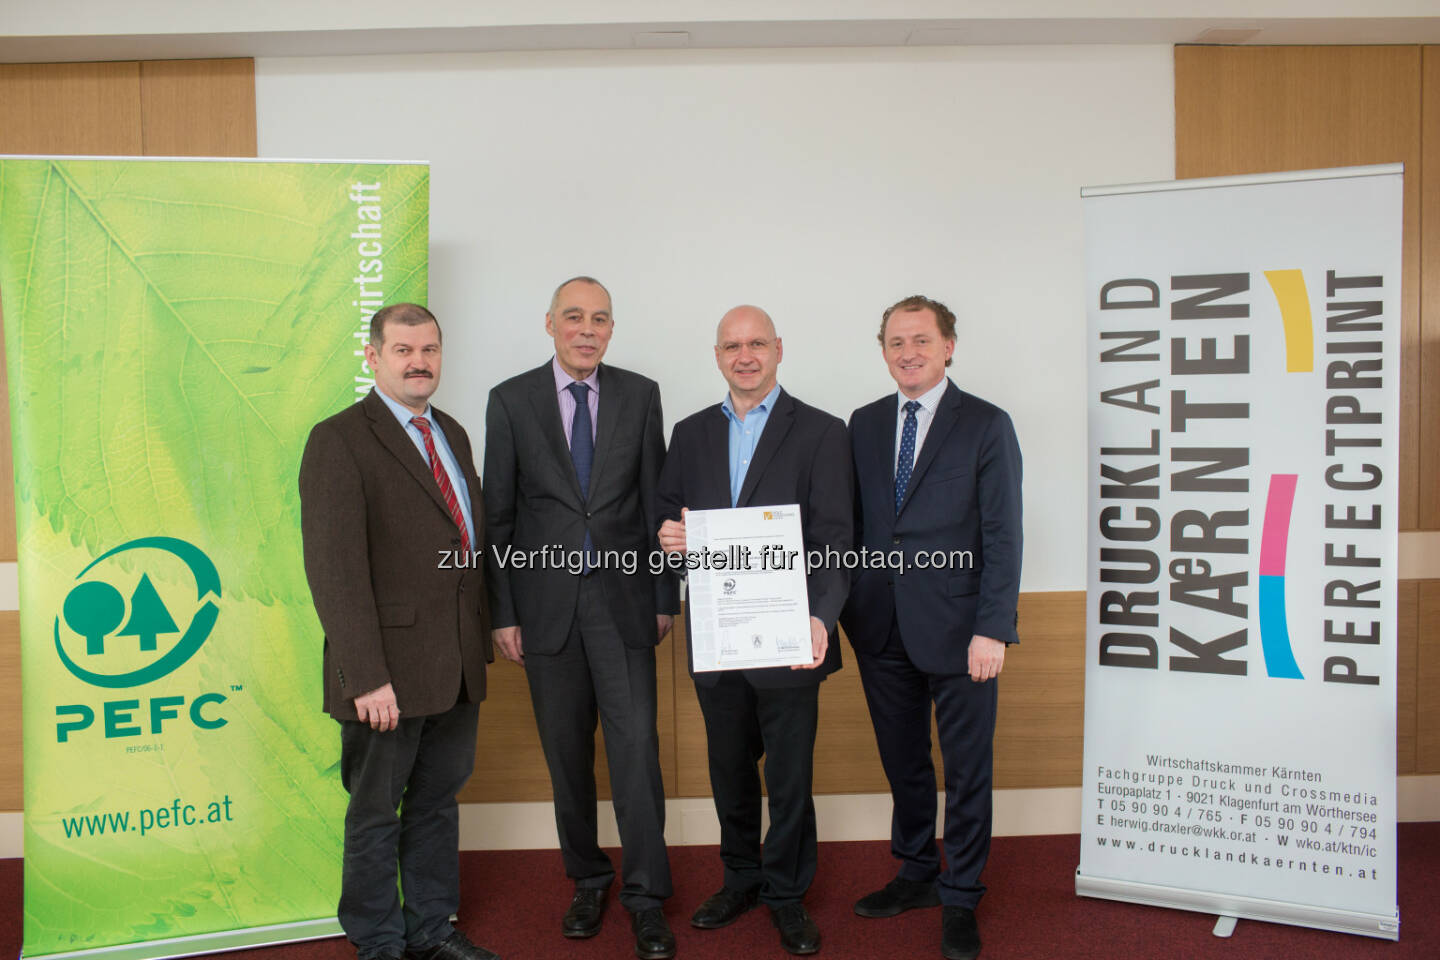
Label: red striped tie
xmin=410 ymin=416 xmax=471 ymax=554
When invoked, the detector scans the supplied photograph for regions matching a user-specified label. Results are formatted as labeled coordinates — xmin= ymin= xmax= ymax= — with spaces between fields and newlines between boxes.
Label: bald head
xmin=716 ymin=305 xmax=776 ymax=345
xmin=714 ymin=304 xmax=783 ymax=409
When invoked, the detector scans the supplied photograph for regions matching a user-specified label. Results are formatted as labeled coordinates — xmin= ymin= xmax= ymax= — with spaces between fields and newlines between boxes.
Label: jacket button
xmin=892 ymin=536 xmax=902 ymax=545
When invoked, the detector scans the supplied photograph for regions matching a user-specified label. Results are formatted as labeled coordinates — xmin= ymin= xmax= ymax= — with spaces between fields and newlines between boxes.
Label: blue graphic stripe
xmin=1259 ymin=574 xmax=1303 ymax=679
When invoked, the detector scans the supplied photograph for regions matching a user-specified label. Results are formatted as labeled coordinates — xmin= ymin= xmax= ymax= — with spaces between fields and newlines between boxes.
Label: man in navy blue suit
xmin=839 ymin=295 xmax=1022 ymax=960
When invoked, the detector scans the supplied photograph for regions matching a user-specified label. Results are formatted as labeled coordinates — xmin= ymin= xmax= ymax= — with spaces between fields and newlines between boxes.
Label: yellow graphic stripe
xmin=1264 ymin=269 xmax=1313 ymax=373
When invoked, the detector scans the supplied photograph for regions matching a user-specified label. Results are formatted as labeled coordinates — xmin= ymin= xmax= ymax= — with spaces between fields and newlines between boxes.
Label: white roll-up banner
xmin=1077 ymin=165 xmax=1402 ymax=940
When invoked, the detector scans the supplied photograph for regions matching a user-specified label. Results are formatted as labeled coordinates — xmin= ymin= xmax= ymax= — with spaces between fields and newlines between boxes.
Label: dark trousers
xmin=856 ymin=620 xmax=997 ymax=908
xmin=524 ymin=575 xmax=671 ymax=911
xmin=694 ymin=672 xmax=820 ymax=906
xmin=338 ymin=700 xmax=480 ymax=959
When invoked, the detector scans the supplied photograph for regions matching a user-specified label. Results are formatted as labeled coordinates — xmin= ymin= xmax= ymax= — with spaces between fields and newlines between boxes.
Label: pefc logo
xmin=53 ymin=537 xmax=227 ymax=743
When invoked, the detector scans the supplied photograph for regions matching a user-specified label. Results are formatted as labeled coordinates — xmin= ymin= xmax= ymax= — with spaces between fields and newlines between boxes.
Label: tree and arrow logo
xmin=55 ymin=537 xmax=221 ymax=688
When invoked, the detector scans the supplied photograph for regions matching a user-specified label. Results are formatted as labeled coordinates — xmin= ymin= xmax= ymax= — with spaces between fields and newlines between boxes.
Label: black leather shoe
xmin=406 ymin=931 xmax=500 ymax=960
xmin=630 ymin=907 xmax=677 ymax=960
xmin=770 ymin=903 xmax=821 ymax=955
xmin=853 ymin=876 xmax=941 ymax=918
xmin=691 ymin=886 xmax=759 ymax=929
xmin=942 ymin=905 xmax=982 ymax=960
xmin=562 ymin=886 xmax=608 ymax=939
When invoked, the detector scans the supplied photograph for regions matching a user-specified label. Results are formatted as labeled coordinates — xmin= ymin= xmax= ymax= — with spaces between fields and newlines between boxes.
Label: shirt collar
xmin=374 ymin=386 xmax=433 ymax=428
xmin=553 ymin=355 xmax=600 ymax=395
xmin=722 ymin=383 xmax=782 ymax=423
xmin=897 ymin=376 xmax=949 ymax=416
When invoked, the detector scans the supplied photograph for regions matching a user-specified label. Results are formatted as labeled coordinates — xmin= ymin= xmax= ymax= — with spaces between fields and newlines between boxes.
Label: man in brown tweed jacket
xmin=300 ymin=302 xmax=496 ymax=960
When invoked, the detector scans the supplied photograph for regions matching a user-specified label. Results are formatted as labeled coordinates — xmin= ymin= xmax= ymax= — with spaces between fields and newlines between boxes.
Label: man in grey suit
xmin=300 ymin=303 xmax=497 ymax=960
xmin=484 ymin=277 xmax=677 ymax=960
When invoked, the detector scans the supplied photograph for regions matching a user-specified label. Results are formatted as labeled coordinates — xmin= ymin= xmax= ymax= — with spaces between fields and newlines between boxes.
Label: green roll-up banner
xmin=0 ymin=157 xmax=430 ymax=958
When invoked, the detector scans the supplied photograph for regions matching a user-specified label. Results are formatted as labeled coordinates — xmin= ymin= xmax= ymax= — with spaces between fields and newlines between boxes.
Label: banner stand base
xmin=1076 ymin=871 xmax=1399 ymax=941
xmin=23 ymin=918 xmax=345 ymax=960
xmin=1212 ymin=915 xmax=1237 ymax=937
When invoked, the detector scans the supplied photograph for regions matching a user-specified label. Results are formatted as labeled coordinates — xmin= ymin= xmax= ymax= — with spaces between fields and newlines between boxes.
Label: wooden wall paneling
xmin=1175 ymin=45 xmax=1424 ymax=529
xmin=1422 ymin=47 xmax=1440 ymax=528
xmin=458 ymin=663 xmax=552 ymax=803
xmin=139 ymin=59 xmax=257 ymax=158
xmin=674 ymin=591 xmax=1088 ymax=798
xmin=811 ymin=629 xmax=889 ymax=795
xmin=0 ymin=612 xmax=18 ymax=810
xmin=1417 ymin=581 xmax=1440 ymax=774
xmin=656 ymin=627 xmax=679 ymax=797
xmin=0 ymin=62 xmax=142 ymax=156
xmin=1397 ymin=579 xmax=1419 ymax=774
xmin=994 ymin=591 xmax=1086 ymax=789
xmin=673 ymin=616 xmax=710 ymax=797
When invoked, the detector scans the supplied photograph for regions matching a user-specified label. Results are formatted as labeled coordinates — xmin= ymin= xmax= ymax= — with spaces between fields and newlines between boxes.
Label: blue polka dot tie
xmin=895 ymin=400 xmax=920 ymax=514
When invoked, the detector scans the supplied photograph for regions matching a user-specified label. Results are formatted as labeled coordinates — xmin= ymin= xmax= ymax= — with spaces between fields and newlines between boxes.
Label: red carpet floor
xmin=2 ymin=825 xmax=1435 ymax=959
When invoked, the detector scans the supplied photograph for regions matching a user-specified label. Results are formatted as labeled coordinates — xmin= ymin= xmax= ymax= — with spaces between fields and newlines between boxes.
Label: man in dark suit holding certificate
xmin=840 ymin=295 xmax=1022 ymax=960
xmin=483 ymin=277 xmax=677 ymax=959
xmin=656 ymin=305 xmax=851 ymax=956
xmin=300 ymin=303 xmax=497 ymax=960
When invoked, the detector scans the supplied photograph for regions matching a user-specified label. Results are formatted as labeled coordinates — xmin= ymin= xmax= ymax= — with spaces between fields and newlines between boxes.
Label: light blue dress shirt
xmin=721 ymin=383 xmax=782 ymax=507
xmin=374 ymin=387 xmax=476 ymax=547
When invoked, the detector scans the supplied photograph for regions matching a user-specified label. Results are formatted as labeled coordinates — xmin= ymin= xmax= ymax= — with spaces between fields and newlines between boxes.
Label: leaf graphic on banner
xmin=0 ymin=159 xmax=430 ymax=604
xmin=1 ymin=157 xmax=428 ymax=954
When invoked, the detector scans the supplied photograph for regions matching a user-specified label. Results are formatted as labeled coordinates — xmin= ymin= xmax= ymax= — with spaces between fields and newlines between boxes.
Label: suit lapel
xmin=898 ymin=381 xmax=962 ymax=515
xmin=700 ymin=406 xmax=732 ymax=508
xmin=363 ymin=389 xmax=453 ymax=517
xmin=588 ymin=364 xmax=624 ymax=498
xmin=875 ymin=394 xmax=899 ymax=500
xmin=737 ymin=390 xmax=795 ymax=507
xmin=529 ymin=365 xmax=584 ymax=503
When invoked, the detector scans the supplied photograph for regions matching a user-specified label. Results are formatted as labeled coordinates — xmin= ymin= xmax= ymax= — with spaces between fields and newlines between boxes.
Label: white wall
xmin=256 ymin=45 xmax=1174 ymax=592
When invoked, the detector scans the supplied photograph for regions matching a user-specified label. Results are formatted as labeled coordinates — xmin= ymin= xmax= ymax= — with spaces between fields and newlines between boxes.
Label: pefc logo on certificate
xmin=685 ymin=505 xmax=812 ymax=670
xmin=1078 ymin=166 xmax=1401 ymax=938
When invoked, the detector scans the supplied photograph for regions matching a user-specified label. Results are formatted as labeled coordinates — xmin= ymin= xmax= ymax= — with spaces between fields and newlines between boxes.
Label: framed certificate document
xmin=685 ymin=504 xmax=812 ymax=671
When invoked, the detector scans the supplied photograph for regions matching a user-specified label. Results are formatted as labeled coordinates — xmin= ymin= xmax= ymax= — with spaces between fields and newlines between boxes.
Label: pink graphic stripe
xmin=1259 ymin=474 xmax=1298 ymax=577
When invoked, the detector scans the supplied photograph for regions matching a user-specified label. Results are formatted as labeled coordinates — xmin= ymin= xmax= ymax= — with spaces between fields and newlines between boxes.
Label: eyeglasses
xmin=718 ymin=339 xmax=775 ymax=356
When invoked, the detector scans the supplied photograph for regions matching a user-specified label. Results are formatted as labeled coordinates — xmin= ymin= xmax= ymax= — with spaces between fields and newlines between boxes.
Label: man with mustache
xmin=656 ymin=305 xmax=851 ymax=956
xmin=300 ymin=303 xmax=497 ymax=960
xmin=841 ymin=295 xmax=1023 ymax=960
xmin=484 ymin=277 xmax=677 ymax=959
